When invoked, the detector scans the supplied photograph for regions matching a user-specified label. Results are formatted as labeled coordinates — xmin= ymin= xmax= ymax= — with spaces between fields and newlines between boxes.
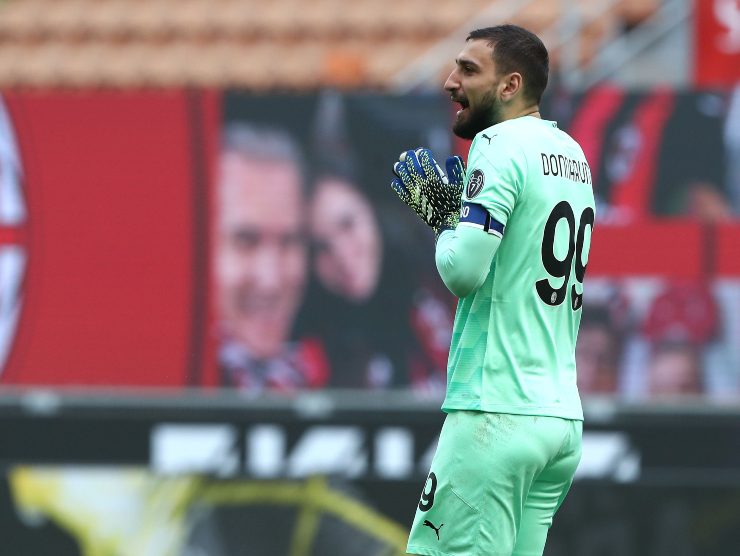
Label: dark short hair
xmin=467 ymin=24 xmax=549 ymax=105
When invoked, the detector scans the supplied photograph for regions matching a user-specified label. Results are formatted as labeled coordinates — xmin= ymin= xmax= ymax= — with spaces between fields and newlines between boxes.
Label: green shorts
xmin=407 ymin=411 xmax=582 ymax=556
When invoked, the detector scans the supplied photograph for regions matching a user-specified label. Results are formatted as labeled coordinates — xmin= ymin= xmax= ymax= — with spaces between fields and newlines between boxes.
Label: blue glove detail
xmin=390 ymin=148 xmax=465 ymax=237
xmin=446 ymin=155 xmax=465 ymax=189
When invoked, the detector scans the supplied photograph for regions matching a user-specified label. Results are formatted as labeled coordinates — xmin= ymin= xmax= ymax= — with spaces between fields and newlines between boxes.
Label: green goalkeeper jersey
xmin=442 ymin=116 xmax=595 ymax=420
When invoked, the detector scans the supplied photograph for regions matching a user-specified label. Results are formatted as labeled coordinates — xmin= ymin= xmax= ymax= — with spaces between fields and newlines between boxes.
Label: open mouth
xmin=455 ymin=98 xmax=469 ymax=116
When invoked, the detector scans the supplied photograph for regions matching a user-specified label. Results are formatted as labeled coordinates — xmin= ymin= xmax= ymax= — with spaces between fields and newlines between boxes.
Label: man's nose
xmin=443 ymin=70 xmax=459 ymax=93
xmin=252 ymin=247 xmax=282 ymax=290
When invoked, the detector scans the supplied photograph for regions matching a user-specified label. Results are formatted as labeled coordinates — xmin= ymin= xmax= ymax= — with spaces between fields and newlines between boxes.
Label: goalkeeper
xmin=392 ymin=25 xmax=595 ymax=556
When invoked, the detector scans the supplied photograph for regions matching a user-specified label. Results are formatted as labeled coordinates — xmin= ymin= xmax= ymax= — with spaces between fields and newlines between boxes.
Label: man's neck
xmin=502 ymin=104 xmax=541 ymax=122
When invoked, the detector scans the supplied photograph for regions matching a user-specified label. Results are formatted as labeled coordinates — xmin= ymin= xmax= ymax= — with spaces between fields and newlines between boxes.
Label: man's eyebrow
xmin=455 ymin=57 xmax=479 ymax=69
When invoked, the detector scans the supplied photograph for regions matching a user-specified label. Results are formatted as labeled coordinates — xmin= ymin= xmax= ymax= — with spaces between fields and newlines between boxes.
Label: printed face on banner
xmin=309 ymin=177 xmax=382 ymax=302
xmin=214 ymin=151 xmax=307 ymax=359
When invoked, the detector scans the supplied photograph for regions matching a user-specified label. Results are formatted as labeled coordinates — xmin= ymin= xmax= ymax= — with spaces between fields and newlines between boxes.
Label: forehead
xmin=314 ymin=179 xmax=364 ymax=213
xmin=219 ymin=152 xmax=303 ymax=223
xmin=221 ymin=152 xmax=301 ymax=195
xmin=311 ymin=180 xmax=373 ymax=234
xmin=456 ymin=39 xmax=495 ymax=69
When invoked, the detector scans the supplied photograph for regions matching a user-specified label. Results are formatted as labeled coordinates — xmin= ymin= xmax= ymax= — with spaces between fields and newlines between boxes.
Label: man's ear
xmin=500 ymin=72 xmax=523 ymax=102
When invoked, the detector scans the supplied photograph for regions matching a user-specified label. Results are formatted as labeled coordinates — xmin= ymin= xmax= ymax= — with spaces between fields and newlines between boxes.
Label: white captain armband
xmin=458 ymin=201 xmax=505 ymax=238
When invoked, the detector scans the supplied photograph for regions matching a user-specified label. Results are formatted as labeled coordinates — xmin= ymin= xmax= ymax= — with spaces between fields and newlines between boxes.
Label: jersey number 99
xmin=536 ymin=201 xmax=594 ymax=310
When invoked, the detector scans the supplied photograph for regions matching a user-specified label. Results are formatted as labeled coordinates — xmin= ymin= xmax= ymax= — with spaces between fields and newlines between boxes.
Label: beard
xmin=452 ymin=90 xmax=504 ymax=139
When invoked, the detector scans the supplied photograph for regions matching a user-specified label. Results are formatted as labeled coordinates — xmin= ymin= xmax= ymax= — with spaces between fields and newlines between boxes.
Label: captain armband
xmin=458 ymin=201 xmax=505 ymax=238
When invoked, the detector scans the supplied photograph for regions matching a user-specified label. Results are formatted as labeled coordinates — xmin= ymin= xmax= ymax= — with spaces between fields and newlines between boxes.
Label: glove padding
xmin=391 ymin=148 xmax=465 ymax=237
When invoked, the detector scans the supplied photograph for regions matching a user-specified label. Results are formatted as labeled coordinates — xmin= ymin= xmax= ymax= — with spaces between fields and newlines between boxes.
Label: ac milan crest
xmin=466 ymin=169 xmax=485 ymax=199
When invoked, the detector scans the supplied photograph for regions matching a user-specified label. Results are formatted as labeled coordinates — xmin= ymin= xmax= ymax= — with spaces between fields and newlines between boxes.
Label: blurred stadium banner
xmin=2 ymin=390 xmax=740 ymax=555
xmin=694 ymin=0 xmax=740 ymax=86
xmin=0 ymin=90 xmax=218 ymax=388
xmin=0 ymin=89 xmax=739 ymax=392
xmin=7 ymin=468 xmax=409 ymax=556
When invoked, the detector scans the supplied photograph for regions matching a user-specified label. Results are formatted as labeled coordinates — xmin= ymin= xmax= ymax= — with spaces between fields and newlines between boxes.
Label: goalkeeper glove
xmin=391 ymin=148 xmax=465 ymax=237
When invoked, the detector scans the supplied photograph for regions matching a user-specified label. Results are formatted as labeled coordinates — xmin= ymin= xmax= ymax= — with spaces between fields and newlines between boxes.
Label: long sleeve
xmin=435 ymin=225 xmax=501 ymax=298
